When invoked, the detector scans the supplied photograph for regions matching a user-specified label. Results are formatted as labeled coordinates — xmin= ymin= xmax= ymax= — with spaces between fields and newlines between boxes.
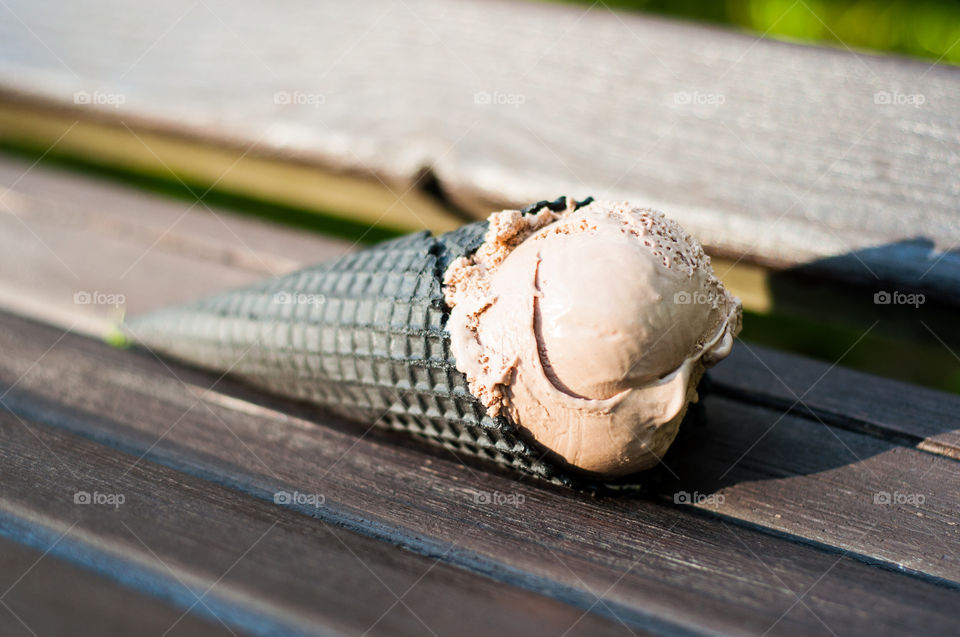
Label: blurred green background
xmin=559 ymin=0 xmax=960 ymax=65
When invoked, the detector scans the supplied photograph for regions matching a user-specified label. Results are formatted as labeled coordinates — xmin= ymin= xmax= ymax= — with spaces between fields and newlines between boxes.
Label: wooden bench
xmin=2 ymin=151 xmax=959 ymax=635
xmin=0 ymin=1 xmax=958 ymax=635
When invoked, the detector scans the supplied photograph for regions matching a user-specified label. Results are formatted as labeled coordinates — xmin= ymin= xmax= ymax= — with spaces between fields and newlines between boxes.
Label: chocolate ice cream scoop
xmin=444 ymin=199 xmax=741 ymax=476
xmin=126 ymin=196 xmax=740 ymax=487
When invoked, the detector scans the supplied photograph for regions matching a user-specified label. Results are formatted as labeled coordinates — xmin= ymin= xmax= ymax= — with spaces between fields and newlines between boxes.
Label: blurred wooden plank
xmin=0 ymin=155 xmax=350 ymax=273
xmin=0 ymin=154 xmax=350 ymax=337
xmin=2 ymin=311 xmax=959 ymax=636
xmin=0 ymin=410 xmax=633 ymax=637
xmin=0 ymin=0 xmax=958 ymax=299
xmin=0 ymin=536 xmax=235 ymax=637
xmin=0 ymin=101 xmax=462 ymax=235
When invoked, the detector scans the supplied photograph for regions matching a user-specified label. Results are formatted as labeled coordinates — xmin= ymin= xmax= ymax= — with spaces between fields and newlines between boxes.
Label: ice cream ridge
xmin=127 ymin=196 xmax=742 ymax=488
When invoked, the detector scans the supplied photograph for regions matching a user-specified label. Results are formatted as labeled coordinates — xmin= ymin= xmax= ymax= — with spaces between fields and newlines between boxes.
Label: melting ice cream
xmin=443 ymin=199 xmax=742 ymax=476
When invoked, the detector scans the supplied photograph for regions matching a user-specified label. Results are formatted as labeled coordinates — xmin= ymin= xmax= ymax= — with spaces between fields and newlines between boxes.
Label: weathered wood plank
xmin=0 ymin=536 xmax=235 ymax=637
xmin=0 ymin=154 xmax=349 ymax=336
xmin=0 ymin=0 xmax=958 ymax=298
xmin=710 ymin=343 xmax=960 ymax=459
xmin=664 ymin=395 xmax=960 ymax=581
xmin=0 ymin=410 xmax=635 ymax=637
xmin=0 ymin=100 xmax=461 ymax=235
xmin=0 ymin=154 xmax=349 ymax=274
xmin=6 ymin=302 xmax=958 ymax=585
xmin=2 ymin=310 xmax=958 ymax=636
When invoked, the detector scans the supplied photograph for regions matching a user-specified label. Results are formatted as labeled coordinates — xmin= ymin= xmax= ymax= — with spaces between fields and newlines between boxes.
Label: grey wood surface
xmin=0 ymin=536 xmax=236 ymax=636
xmin=0 ymin=155 xmax=349 ymax=336
xmin=665 ymin=395 xmax=960 ymax=580
xmin=0 ymin=409 xmax=634 ymax=637
xmin=0 ymin=0 xmax=958 ymax=298
xmin=5 ymin=306 xmax=960 ymax=583
xmin=712 ymin=343 xmax=960 ymax=459
xmin=2 ymin=310 xmax=959 ymax=636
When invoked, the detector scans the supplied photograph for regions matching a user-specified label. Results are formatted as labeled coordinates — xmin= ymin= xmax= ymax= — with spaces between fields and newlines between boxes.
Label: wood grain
xmin=0 ymin=0 xmax=957 ymax=298
xmin=2 ymin=310 xmax=959 ymax=636
xmin=0 ymin=410 xmax=636 ymax=637
xmin=711 ymin=342 xmax=960 ymax=459
xmin=0 ymin=101 xmax=462 ymax=235
xmin=0 ymin=536 xmax=235 ymax=637
xmin=663 ymin=395 xmax=960 ymax=581
xmin=0 ymin=154 xmax=350 ymax=337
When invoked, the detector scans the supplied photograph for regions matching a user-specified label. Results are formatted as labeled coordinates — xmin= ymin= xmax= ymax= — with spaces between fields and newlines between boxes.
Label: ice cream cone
xmin=127 ymin=197 xmax=736 ymax=490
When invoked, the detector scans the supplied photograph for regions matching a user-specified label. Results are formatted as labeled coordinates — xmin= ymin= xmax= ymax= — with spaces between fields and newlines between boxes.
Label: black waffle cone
xmin=126 ymin=221 xmax=606 ymax=487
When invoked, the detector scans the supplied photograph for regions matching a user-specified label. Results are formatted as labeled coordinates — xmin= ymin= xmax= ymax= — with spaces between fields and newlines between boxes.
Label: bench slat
xmin=712 ymin=344 xmax=960 ymax=459
xmin=667 ymin=395 xmax=960 ymax=582
xmin=0 ymin=155 xmax=349 ymax=335
xmin=0 ymin=410 xmax=632 ymax=637
xmin=0 ymin=536 xmax=234 ymax=637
